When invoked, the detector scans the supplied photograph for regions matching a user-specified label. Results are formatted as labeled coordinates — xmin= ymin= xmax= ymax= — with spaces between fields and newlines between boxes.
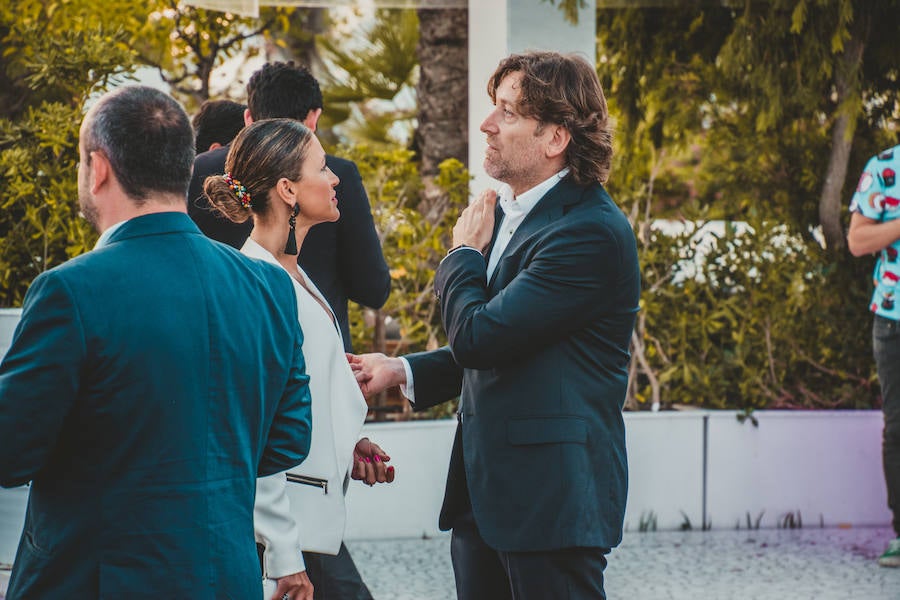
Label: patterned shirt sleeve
xmin=850 ymin=155 xmax=887 ymax=220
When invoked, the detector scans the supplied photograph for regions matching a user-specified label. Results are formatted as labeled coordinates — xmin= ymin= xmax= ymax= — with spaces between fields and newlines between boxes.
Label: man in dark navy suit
xmin=350 ymin=51 xmax=640 ymax=599
xmin=188 ymin=62 xmax=390 ymax=350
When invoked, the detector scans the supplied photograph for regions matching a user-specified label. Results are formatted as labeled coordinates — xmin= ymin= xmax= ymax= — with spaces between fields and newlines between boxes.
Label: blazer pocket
xmin=286 ymin=473 xmax=329 ymax=494
xmin=507 ymin=416 xmax=588 ymax=446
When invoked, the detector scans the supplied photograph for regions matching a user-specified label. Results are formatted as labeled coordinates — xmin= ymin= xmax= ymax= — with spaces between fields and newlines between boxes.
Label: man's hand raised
xmin=452 ymin=189 xmax=497 ymax=253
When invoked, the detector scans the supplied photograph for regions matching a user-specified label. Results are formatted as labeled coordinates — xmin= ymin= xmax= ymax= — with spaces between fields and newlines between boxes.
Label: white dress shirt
xmin=401 ymin=169 xmax=569 ymax=401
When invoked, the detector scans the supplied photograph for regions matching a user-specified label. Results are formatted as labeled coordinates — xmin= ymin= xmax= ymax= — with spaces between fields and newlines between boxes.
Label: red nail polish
xmin=365 ymin=457 xmax=371 ymax=463
xmin=387 ymin=466 xmax=394 ymax=472
xmin=374 ymin=455 xmax=381 ymax=463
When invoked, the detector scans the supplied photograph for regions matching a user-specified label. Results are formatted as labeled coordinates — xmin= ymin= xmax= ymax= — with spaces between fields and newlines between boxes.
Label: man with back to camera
xmin=188 ymin=61 xmax=391 ymax=350
xmin=0 ymin=85 xmax=313 ymax=598
xmin=349 ymin=51 xmax=641 ymax=599
xmin=848 ymin=140 xmax=900 ymax=567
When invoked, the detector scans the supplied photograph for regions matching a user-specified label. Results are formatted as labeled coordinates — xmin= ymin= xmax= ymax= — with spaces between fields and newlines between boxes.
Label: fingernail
xmin=365 ymin=457 xmax=371 ymax=463
xmin=387 ymin=466 xmax=394 ymax=473
xmin=374 ymin=455 xmax=381 ymax=463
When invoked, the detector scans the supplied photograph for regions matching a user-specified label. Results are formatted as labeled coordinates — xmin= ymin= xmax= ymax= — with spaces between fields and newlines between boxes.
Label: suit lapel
xmin=482 ymin=201 xmax=505 ymax=260
xmin=487 ymin=178 xmax=582 ymax=289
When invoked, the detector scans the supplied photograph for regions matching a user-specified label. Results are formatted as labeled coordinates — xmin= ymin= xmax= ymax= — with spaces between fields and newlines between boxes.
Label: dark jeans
xmin=450 ymin=510 xmax=608 ymax=600
xmin=258 ymin=542 xmax=373 ymax=600
xmin=873 ymin=315 xmax=900 ymax=536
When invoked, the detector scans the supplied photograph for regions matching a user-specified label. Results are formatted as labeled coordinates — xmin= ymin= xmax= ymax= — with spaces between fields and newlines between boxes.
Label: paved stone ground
xmin=347 ymin=526 xmax=900 ymax=600
xmin=3 ymin=526 xmax=899 ymax=599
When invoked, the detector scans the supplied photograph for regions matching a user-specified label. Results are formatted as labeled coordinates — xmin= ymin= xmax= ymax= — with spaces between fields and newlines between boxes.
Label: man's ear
xmin=545 ymin=124 xmax=571 ymax=160
xmin=89 ymin=151 xmax=111 ymax=195
xmin=303 ymin=108 xmax=323 ymax=132
xmin=244 ymin=108 xmax=254 ymax=127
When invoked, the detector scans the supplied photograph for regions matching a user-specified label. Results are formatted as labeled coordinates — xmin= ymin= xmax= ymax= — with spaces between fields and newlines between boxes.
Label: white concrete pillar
xmin=467 ymin=0 xmax=597 ymax=195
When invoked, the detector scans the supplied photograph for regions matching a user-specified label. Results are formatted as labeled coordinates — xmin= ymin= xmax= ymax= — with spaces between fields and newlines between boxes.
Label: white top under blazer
xmin=243 ymin=238 xmax=368 ymax=578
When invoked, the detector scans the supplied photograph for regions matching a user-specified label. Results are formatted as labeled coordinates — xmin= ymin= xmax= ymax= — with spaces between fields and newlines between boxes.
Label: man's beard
xmin=78 ymin=187 xmax=100 ymax=232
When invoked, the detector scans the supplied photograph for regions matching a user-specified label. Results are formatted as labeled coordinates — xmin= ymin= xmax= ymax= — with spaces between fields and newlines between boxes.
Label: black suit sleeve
xmin=332 ymin=158 xmax=391 ymax=309
xmin=404 ymin=346 xmax=462 ymax=410
xmin=436 ymin=219 xmax=635 ymax=370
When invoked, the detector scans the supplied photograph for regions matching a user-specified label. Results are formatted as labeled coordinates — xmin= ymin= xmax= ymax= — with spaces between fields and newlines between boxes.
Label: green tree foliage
xmin=341 ymin=148 xmax=468 ymax=356
xmin=341 ymin=149 xmax=468 ymax=420
xmin=317 ymin=9 xmax=419 ymax=147
xmin=598 ymin=2 xmax=898 ymax=410
xmin=544 ymin=0 xmax=588 ymax=24
xmin=0 ymin=0 xmax=138 ymax=306
xmin=133 ymin=1 xmax=276 ymax=110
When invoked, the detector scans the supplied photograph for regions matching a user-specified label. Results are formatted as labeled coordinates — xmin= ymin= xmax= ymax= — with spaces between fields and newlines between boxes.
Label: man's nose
xmin=480 ymin=112 xmax=497 ymax=134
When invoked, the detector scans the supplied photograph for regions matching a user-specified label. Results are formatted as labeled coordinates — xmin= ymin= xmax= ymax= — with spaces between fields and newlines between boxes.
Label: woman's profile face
xmin=294 ymin=135 xmax=340 ymax=225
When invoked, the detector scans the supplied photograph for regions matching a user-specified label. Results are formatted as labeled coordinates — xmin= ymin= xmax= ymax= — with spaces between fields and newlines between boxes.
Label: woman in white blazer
xmin=205 ymin=119 xmax=395 ymax=600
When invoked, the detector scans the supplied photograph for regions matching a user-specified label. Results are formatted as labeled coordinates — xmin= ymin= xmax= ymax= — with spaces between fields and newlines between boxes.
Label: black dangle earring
xmin=284 ymin=204 xmax=300 ymax=255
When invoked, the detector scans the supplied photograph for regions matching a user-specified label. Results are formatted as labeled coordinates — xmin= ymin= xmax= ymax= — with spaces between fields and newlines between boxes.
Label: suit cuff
xmin=441 ymin=245 xmax=482 ymax=263
xmin=399 ymin=356 xmax=415 ymax=404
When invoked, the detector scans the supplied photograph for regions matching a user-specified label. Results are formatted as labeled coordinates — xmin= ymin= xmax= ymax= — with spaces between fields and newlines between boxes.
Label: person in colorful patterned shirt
xmin=849 ymin=142 xmax=900 ymax=567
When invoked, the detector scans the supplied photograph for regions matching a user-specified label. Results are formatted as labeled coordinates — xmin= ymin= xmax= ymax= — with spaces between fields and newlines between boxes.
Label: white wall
xmin=0 ymin=310 xmax=20 ymax=359
xmin=622 ymin=412 xmax=705 ymax=532
xmin=346 ymin=420 xmax=457 ymax=540
xmin=0 ymin=306 xmax=891 ymax=563
xmin=706 ymin=410 xmax=890 ymax=530
xmin=345 ymin=410 xmax=891 ymax=538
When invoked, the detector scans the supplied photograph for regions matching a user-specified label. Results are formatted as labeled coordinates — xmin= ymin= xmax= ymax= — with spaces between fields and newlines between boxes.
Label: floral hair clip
xmin=224 ymin=172 xmax=252 ymax=209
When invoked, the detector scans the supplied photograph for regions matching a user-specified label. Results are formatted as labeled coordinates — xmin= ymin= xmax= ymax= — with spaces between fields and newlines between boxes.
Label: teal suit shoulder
xmin=0 ymin=212 xmax=312 ymax=598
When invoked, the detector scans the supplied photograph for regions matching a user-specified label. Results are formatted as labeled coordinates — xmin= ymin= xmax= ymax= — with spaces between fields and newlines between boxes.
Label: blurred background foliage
xmin=1 ymin=0 xmax=898 ymax=412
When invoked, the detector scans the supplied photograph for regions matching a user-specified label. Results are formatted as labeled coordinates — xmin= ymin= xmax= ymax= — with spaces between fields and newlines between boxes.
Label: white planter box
xmin=622 ymin=411 xmax=705 ymax=531
xmin=0 ymin=306 xmax=891 ymax=563
xmin=705 ymin=410 xmax=890 ymax=530
xmin=346 ymin=420 xmax=457 ymax=540
xmin=0 ymin=309 xmax=21 ymax=359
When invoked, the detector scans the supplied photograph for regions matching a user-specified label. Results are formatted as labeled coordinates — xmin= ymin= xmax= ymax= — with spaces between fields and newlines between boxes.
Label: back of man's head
xmin=82 ymin=86 xmax=195 ymax=201
xmin=246 ymin=62 xmax=323 ymax=122
xmin=192 ymin=99 xmax=246 ymax=153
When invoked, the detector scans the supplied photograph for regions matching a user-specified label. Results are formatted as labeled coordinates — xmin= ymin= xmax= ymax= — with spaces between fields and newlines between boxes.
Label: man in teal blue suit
xmin=0 ymin=86 xmax=313 ymax=599
xmin=350 ymin=52 xmax=640 ymax=599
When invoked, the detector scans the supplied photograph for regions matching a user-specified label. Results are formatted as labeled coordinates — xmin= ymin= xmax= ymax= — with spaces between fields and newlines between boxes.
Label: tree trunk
xmin=264 ymin=8 xmax=325 ymax=75
xmin=818 ymin=14 xmax=869 ymax=253
xmin=415 ymin=8 xmax=468 ymax=222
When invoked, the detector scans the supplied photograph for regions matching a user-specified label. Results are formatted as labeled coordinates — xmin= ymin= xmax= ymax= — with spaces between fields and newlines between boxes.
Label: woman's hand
xmin=351 ymin=437 xmax=395 ymax=485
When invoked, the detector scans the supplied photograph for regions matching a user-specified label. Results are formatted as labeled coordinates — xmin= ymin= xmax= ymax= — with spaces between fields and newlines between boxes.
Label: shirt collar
xmin=93 ymin=220 xmax=127 ymax=249
xmin=497 ymin=168 xmax=570 ymax=219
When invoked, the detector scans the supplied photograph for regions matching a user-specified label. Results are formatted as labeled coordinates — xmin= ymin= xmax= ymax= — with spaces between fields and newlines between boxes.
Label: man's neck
xmin=97 ymin=196 xmax=187 ymax=235
xmin=509 ymin=161 xmax=566 ymax=197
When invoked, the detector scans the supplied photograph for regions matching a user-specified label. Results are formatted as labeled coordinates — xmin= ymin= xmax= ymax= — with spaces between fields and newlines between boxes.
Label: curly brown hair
xmin=488 ymin=51 xmax=612 ymax=185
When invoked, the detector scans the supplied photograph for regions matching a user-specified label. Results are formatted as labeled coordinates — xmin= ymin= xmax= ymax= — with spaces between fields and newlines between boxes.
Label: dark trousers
xmin=450 ymin=510 xmax=609 ymax=600
xmin=258 ymin=542 xmax=373 ymax=600
xmin=874 ymin=315 xmax=900 ymax=537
